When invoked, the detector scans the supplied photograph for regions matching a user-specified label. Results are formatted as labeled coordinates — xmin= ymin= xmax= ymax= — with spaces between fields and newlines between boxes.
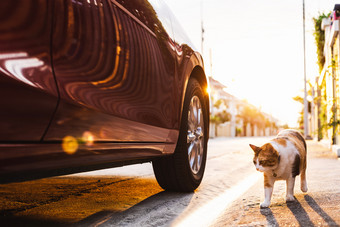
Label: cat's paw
xmin=260 ymin=201 xmax=270 ymax=208
xmin=301 ymin=183 xmax=308 ymax=193
xmin=286 ymin=195 xmax=295 ymax=202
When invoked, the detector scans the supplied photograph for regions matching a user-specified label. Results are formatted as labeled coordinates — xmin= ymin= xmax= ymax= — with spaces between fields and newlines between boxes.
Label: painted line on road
xmin=173 ymin=172 xmax=262 ymax=227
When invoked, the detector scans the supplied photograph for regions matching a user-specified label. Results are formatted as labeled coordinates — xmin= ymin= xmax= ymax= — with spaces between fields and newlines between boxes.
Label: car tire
xmin=152 ymin=78 xmax=208 ymax=192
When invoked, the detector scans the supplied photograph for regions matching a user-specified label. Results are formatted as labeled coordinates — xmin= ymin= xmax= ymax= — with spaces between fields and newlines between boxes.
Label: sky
xmin=164 ymin=0 xmax=338 ymax=127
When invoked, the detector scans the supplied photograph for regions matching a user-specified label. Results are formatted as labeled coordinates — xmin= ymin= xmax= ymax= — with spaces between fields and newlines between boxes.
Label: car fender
xmin=178 ymin=51 xmax=210 ymax=132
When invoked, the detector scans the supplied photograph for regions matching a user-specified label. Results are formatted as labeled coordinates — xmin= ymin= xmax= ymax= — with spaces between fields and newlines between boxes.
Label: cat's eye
xmin=259 ymin=160 xmax=264 ymax=165
xmin=253 ymin=160 xmax=256 ymax=164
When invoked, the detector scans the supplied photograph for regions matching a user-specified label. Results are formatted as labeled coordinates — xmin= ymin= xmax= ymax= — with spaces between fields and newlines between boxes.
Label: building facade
xmin=209 ymin=77 xmax=278 ymax=138
xmin=316 ymin=5 xmax=340 ymax=155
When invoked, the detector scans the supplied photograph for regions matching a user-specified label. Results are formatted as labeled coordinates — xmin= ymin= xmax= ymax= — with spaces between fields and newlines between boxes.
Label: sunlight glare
xmin=174 ymin=172 xmax=262 ymax=227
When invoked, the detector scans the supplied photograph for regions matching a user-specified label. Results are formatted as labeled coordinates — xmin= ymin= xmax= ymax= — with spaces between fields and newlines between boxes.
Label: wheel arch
xmin=180 ymin=64 xmax=210 ymax=136
xmin=189 ymin=66 xmax=210 ymax=112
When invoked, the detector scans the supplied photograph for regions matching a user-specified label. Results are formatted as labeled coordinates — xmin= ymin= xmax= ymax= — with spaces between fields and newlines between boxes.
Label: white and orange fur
xmin=249 ymin=129 xmax=308 ymax=208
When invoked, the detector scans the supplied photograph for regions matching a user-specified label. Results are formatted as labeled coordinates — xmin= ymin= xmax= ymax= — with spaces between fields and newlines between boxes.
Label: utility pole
xmin=201 ymin=1 xmax=204 ymax=55
xmin=303 ymin=0 xmax=309 ymax=139
xmin=209 ymin=48 xmax=212 ymax=77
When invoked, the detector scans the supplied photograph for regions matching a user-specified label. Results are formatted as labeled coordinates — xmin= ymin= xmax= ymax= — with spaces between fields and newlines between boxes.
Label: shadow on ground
xmin=260 ymin=208 xmax=279 ymax=227
xmin=79 ymin=191 xmax=193 ymax=226
xmin=259 ymin=195 xmax=340 ymax=227
xmin=0 ymin=176 xmax=193 ymax=226
xmin=303 ymin=195 xmax=339 ymax=227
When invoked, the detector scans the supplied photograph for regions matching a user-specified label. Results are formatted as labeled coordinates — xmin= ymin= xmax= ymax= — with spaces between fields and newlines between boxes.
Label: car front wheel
xmin=152 ymin=78 xmax=208 ymax=192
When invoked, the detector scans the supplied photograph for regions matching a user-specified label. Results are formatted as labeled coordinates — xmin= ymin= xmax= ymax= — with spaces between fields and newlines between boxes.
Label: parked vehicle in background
xmin=0 ymin=0 xmax=209 ymax=191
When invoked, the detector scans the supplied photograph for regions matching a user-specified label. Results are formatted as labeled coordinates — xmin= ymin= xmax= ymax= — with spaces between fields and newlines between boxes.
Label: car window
xmin=114 ymin=0 xmax=174 ymax=40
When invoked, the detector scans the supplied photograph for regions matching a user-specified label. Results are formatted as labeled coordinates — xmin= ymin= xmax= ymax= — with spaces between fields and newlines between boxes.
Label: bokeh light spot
xmin=62 ymin=136 xmax=78 ymax=154
xmin=82 ymin=131 xmax=94 ymax=146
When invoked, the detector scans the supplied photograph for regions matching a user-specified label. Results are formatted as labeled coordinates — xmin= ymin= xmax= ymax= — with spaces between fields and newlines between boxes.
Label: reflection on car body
xmin=0 ymin=0 xmax=209 ymax=191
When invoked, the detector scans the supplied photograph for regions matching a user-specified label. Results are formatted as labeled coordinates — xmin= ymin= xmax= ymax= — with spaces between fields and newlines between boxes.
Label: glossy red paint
xmin=0 ymin=0 xmax=208 ymax=183
xmin=46 ymin=0 xmax=177 ymax=142
xmin=0 ymin=0 xmax=58 ymax=141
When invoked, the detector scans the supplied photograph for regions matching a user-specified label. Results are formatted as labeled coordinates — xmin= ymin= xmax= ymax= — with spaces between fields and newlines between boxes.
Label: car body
xmin=0 ymin=0 xmax=209 ymax=191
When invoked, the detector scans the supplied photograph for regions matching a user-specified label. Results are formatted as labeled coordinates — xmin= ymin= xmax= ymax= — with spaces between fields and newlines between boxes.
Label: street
xmin=1 ymin=137 xmax=339 ymax=226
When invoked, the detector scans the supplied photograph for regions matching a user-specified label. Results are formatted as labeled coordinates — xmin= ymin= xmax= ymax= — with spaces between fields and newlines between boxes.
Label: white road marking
xmin=173 ymin=172 xmax=262 ymax=227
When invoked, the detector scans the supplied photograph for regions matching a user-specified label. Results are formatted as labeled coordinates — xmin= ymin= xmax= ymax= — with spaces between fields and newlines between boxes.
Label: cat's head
xmin=249 ymin=143 xmax=280 ymax=172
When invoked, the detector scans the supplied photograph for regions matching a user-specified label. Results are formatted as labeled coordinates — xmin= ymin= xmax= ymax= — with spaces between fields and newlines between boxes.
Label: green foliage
xmin=292 ymin=80 xmax=314 ymax=129
xmin=238 ymin=105 xmax=277 ymax=130
xmin=210 ymin=110 xmax=231 ymax=124
xmin=313 ymin=13 xmax=331 ymax=73
xmin=318 ymin=79 xmax=328 ymax=140
xmin=281 ymin=124 xmax=289 ymax=129
xmin=292 ymin=95 xmax=305 ymax=129
xmin=213 ymin=99 xmax=223 ymax=108
xmin=235 ymin=127 xmax=242 ymax=136
xmin=292 ymin=95 xmax=304 ymax=104
xmin=297 ymin=109 xmax=304 ymax=130
xmin=213 ymin=98 xmax=228 ymax=109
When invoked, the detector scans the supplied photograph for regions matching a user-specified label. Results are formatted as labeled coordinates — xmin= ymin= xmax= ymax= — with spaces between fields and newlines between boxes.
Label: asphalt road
xmin=0 ymin=137 xmax=339 ymax=226
xmin=212 ymin=139 xmax=340 ymax=227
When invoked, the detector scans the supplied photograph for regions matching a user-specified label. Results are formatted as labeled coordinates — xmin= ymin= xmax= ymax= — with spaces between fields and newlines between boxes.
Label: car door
xmin=44 ymin=0 xmax=179 ymax=143
xmin=0 ymin=0 xmax=59 ymax=141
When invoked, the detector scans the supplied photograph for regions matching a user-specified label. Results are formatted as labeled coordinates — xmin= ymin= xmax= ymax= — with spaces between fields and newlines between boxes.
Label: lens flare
xmin=62 ymin=136 xmax=78 ymax=154
xmin=82 ymin=131 xmax=94 ymax=146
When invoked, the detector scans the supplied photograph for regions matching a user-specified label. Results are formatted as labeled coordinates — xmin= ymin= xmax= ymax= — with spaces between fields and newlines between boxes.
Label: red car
xmin=0 ymin=0 xmax=209 ymax=192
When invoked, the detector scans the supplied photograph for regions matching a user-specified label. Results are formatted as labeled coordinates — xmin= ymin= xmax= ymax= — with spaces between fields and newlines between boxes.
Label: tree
xmin=238 ymin=104 xmax=265 ymax=136
xmin=210 ymin=110 xmax=231 ymax=124
xmin=313 ymin=13 xmax=331 ymax=73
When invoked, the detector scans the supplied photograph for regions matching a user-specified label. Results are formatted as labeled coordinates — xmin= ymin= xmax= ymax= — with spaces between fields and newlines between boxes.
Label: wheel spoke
xmin=189 ymin=142 xmax=196 ymax=167
xmin=190 ymin=101 xmax=196 ymax=120
xmin=197 ymin=108 xmax=201 ymax=125
xmin=192 ymin=102 xmax=198 ymax=126
xmin=187 ymin=95 xmax=205 ymax=174
xmin=193 ymin=143 xmax=198 ymax=172
xmin=199 ymin=138 xmax=204 ymax=157
xmin=188 ymin=106 xmax=196 ymax=130
xmin=187 ymin=131 xmax=195 ymax=143
xmin=188 ymin=142 xmax=194 ymax=156
xmin=188 ymin=111 xmax=195 ymax=131
xmin=196 ymin=141 xmax=201 ymax=171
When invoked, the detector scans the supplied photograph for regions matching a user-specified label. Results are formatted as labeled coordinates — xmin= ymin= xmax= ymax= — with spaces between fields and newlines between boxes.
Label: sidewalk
xmin=213 ymin=140 xmax=340 ymax=226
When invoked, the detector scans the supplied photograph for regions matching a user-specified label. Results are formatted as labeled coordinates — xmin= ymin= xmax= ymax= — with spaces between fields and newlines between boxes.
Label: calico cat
xmin=249 ymin=129 xmax=308 ymax=208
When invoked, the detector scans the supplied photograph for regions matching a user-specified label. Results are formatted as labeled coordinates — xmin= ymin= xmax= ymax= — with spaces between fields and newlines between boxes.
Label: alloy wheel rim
xmin=187 ymin=95 xmax=204 ymax=174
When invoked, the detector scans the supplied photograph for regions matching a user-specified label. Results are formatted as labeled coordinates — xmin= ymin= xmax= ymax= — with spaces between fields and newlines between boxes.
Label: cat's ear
xmin=249 ymin=144 xmax=260 ymax=153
